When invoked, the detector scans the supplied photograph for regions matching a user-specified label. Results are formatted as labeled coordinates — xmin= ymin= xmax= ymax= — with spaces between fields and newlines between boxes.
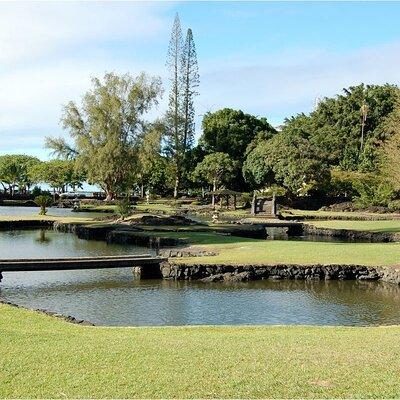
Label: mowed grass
xmin=283 ymin=208 xmax=400 ymax=221
xmin=0 ymin=214 xmax=94 ymax=224
xmin=1 ymin=303 xmax=400 ymax=399
xmin=307 ymin=219 xmax=400 ymax=233
xmin=139 ymin=231 xmax=400 ymax=266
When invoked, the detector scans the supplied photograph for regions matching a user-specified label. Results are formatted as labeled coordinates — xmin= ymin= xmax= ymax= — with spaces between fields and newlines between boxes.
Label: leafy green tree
xmin=30 ymin=159 xmax=84 ymax=193
xmin=243 ymin=114 xmax=330 ymax=195
xmin=310 ymin=84 xmax=399 ymax=171
xmin=137 ymin=122 xmax=174 ymax=196
xmin=116 ymin=197 xmax=133 ymax=221
xmin=193 ymin=152 xmax=236 ymax=205
xmin=200 ymin=108 xmax=276 ymax=190
xmin=46 ymin=72 xmax=162 ymax=201
xmin=379 ymin=95 xmax=400 ymax=192
xmin=201 ymin=108 xmax=276 ymax=161
xmin=0 ymin=154 xmax=41 ymax=195
xmin=34 ymin=195 xmax=53 ymax=215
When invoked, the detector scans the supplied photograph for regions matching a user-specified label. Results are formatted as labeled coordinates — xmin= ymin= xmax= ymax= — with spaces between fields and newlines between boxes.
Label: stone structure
xmin=251 ymin=194 xmax=277 ymax=217
xmin=160 ymin=262 xmax=400 ymax=284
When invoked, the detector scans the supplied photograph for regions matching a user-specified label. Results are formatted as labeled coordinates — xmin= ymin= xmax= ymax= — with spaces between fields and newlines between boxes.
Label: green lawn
xmin=134 ymin=230 xmax=400 ymax=266
xmin=0 ymin=214 xmax=94 ymax=224
xmin=282 ymin=208 xmax=400 ymax=221
xmin=307 ymin=219 xmax=400 ymax=233
xmin=1 ymin=303 xmax=400 ymax=398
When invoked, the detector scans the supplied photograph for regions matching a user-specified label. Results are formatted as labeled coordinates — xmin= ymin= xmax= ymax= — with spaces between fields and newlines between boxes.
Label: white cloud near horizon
xmin=1 ymin=2 xmax=400 ymax=159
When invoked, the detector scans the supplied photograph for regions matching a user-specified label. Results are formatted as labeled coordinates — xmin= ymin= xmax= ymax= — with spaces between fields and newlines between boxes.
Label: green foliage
xmin=34 ymin=195 xmax=53 ymax=215
xmin=244 ymin=114 xmax=330 ymax=194
xmin=30 ymin=159 xmax=84 ymax=193
xmin=353 ymin=177 xmax=395 ymax=208
xmin=311 ymin=84 xmax=399 ymax=171
xmin=388 ymin=200 xmax=400 ymax=212
xmin=115 ymin=197 xmax=133 ymax=220
xmin=193 ymin=152 xmax=237 ymax=191
xmin=200 ymin=108 xmax=276 ymax=162
xmin=378 ymin=94 xmax=400 ymax=191
xmin=47 ymin=72 xmax=162 ymax=200
xmin=0 ymin=154 xmax=41 ymax=195
xmin=137 ymin=122 xmax=175 ymax=196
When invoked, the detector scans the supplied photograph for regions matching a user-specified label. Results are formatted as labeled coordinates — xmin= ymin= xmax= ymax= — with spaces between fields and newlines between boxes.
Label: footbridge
xmin=0 ymin=254 xmax=166 ymax=282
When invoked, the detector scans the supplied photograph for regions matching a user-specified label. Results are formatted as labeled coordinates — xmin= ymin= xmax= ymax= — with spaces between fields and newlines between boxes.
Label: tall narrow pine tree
xmin=180 ymin=28 xmax=199 ymax=152
xmin=166 ymin=13 xmax=184 ymax=198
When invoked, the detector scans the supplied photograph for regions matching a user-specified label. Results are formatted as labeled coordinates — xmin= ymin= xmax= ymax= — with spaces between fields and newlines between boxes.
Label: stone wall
xmin=161 ymin=262 xmax=400 ymax=285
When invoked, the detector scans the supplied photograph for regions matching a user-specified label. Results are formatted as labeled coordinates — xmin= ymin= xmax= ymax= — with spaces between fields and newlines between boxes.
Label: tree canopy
xmin=46 ymin=72 xmax=162 ymax=200
xmin=0 ymin=154 xmax=41 ymax=195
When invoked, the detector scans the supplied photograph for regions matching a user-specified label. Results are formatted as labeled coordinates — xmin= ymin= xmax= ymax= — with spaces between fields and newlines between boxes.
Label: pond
xmin=0 ymin=206 xmax=108 ymax=219
xmin=1 ymin=229 xmax=400 ymax=327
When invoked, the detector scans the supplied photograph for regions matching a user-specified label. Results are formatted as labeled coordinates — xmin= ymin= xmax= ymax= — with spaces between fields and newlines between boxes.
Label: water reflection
xmin=1 ymin=230 xmax=400 ymax=327
xmin=0 ymin=206 xmax=107 ymax=218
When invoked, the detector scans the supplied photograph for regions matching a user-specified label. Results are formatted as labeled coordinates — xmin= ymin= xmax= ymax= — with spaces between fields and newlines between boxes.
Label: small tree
xmin=116 ymin=197 xmax=133 ymax=221
xmin=34 ymin=195 xmax=53 ymax=215
xmin=193 ymin=152 xmax=236 ymax=205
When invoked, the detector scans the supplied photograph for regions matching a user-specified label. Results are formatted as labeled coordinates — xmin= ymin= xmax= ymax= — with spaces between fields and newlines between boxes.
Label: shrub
xmin=353 ymin=179 xmax=395 ymax=208
xmin=116 ymin=198 xmax=133 ymax=220
xmin=388 ymin=200 xmax=400 ymax=212
xmin=34 ymin=195 xmax=53 ymax=215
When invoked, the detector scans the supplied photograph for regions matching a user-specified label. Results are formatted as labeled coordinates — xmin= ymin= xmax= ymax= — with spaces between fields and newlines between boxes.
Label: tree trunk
xmin=105 ymin=191 xmax=115 ymax=202
xmin=174 ymin=175 xmax=179 ymax=199
xmin=141 ymin=184 xmax=144 ymax=199
xmin=211 ymin=180 xmax=216 ymax=206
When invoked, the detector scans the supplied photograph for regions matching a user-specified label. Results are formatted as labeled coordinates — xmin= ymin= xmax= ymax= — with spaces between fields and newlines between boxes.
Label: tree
xmin=0 ymin=155 xmax=41 ymax=195
xmin=181 ymin=28 xmax=199 ymax=151
xmin=46 ymin=72 xmax=162 ymax=200
xmin=165 ymin=13 xmax=184 ymax=198
xmin=137 ymin=121 xmax=174 ymax=196
xmin=379 ymin=96 xmax=400 ymax=191
xmin=193 ymin=152 xmax=236 ymax=205
xmin=165 ymin=15 xmax=200 ymax=197
xmin=30 ymin=159 xmax=84 ymax=193
xmin=200 ymin=108 xmax=276 ymax=191
xmin=243 ymin=114 xmax=330 ymax=195
xmin=34 ymin=195 xmax=53 ymax=215
xmin=201 ymin=108 xmax=276 ymax=161
xmin=310 ymin=84 xmax=399 ymax=172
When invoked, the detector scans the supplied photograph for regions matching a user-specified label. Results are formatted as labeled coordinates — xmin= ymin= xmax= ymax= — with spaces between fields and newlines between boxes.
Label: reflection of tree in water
xmin=35 ymin=229 xmax=51 ymax=244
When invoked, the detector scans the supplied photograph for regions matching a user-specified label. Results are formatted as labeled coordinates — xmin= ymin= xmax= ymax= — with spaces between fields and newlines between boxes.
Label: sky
xmin=1 ymin=1 xmax=400 ymax=159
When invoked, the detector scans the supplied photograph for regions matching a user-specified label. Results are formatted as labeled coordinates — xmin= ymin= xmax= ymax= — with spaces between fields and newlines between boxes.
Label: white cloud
xmin=199 ymin=42 xmax=400 ymax=124
xmin=0 ymin=2 xmax=399 ymax=158
xmin=0 ymin=1 xmax=168 ymax=66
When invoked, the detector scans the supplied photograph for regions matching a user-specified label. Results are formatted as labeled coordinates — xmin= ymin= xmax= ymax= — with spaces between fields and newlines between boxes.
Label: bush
xmin=353 ymin=179 xmax=395 ymax=208
xmin=34 ymin=195 xmax=53 ymax=215
xmin=388 ymin=200 xmax=400 ymax=212
xmin=116 ymin=198 xmax=133 ymax=220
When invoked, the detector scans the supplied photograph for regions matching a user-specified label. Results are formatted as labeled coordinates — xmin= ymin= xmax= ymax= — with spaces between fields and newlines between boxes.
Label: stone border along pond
xmin=1 ymin=218 xmax=400 ymax=285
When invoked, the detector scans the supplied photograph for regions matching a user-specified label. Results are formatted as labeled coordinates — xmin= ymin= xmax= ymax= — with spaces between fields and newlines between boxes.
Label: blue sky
xmin=1 ymin=1 xmax=400 ymax=159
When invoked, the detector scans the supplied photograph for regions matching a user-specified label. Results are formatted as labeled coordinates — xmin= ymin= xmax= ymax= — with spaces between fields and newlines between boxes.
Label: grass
xmin=1 ymin=303 xmax=400 ymax=398
xmin=0 ymin=214 xmax=95 ymax=224
xmin=132 ymin=230 xmax=400 ymax=266
xmin=306 ymin=219 xmax=400 ymax=233
xmin=283 ymin=208 xmax=400 ymax=220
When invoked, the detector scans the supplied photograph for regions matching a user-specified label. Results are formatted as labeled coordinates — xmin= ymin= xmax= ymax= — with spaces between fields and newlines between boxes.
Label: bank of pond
xmin=1 ymin=227 xmax=400 ymax=327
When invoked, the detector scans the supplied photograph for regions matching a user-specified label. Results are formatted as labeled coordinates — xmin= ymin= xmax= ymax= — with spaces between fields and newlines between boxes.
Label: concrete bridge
xmin=0 ymin=254 xmax=166 ymax=282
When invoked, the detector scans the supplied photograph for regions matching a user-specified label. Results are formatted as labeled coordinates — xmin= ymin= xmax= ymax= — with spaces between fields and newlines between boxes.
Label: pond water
xmin=2 ymin=229 xmax=400 ymax=327
xmin=0 ymin=206 xmax=107 ymax=219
